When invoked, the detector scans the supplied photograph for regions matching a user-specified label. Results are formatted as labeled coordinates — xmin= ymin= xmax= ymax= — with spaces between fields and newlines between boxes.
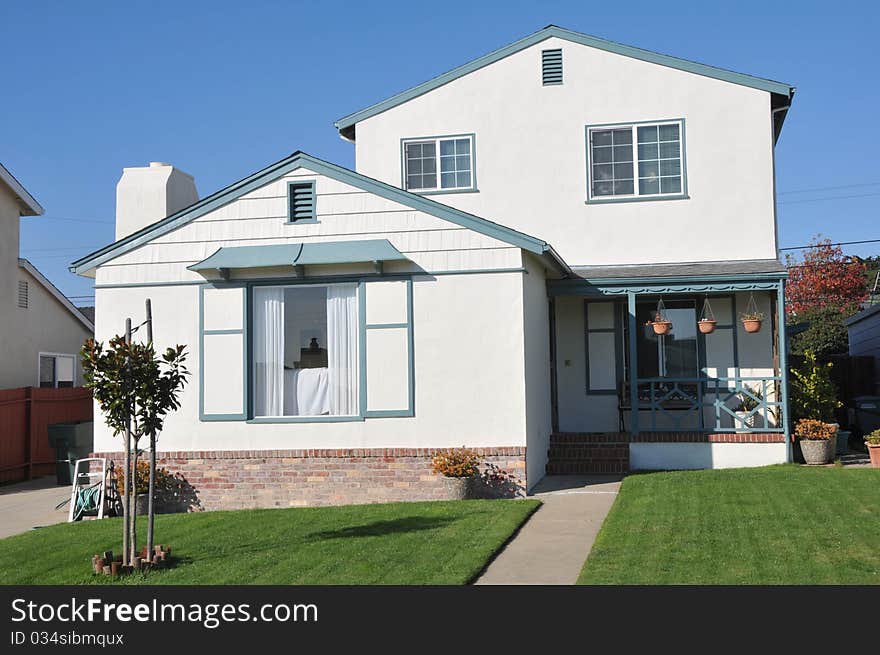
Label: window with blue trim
xmin=402 ymin=135 xmax=474 ymax=192
xmin=588 ymin=120 xmax=684 ymax=200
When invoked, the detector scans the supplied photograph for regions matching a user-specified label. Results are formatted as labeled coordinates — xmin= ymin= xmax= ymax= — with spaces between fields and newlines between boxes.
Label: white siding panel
xmin=365 ymin=328 xmax=409 ymax=411
xmin=202 ymin=333 xmax=244 ymax=415
xmin=366 ymin=280 xmax=408 ymax=325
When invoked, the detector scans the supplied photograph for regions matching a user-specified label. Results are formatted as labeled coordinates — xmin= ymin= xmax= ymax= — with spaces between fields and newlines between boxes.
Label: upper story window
xmin=586 ymin=119 xmax=686 ymax=202
xmin=402 ymin=134 xmax=475 ymax=193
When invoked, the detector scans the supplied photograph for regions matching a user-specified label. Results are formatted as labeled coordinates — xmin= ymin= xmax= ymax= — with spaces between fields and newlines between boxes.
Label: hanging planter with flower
xmin=646 ymin=298 xmax=672 ymax=335
xmin=741 ymin=292 xmax=764 ymax=333
xmin=698 ymin=297 xmax=717 ymax=334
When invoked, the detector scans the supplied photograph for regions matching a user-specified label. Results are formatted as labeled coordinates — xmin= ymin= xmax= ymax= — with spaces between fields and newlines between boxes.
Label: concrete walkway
xmin=0 ymin=477 xmax=71 ymax=539
xmin=475 ymin=474 xmax=622 ymax=585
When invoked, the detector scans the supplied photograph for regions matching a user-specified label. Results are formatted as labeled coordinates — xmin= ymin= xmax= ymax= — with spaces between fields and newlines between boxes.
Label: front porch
xmin=547 ymin=259 xmax=791 ymax=472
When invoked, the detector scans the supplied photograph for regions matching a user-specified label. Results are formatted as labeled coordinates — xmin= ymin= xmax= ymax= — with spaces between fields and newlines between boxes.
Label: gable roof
xmin=0 ymin=162 xmax=43 ymax=216
xmin=334 ymin=24 xmax=795 ymax=141
xmin=69 ymin=151 xmax=571 ymax=277
xmin=19 ymin=259 xmax=94 ymax=332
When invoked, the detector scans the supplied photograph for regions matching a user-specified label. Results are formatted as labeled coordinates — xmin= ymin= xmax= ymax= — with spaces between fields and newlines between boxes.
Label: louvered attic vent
xmin=288 ymin=181 xmax=316 ymax=222
xmin=17 ymin=280 xmax=28 ymax=308
xmin=542 ymin=49 xmax=563 ymax=85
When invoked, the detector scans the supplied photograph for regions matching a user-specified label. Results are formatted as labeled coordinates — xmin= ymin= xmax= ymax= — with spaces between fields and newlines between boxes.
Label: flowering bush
xmin=794 ymin=419 xmax=836 ymax=441
xmin=116 ymin=460 xmax=170 ymax=496
xmin=865 ymin=429 xmax=880 ymax=446
xmin=431 ymin=448 xmax=481 ymax=478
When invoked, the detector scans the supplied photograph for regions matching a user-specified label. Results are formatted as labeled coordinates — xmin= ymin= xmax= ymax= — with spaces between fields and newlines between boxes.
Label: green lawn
xmin=579 ymin=465 xmax=880 ymax=585
xmin=0 ymin=499 xmax=539 ymax=585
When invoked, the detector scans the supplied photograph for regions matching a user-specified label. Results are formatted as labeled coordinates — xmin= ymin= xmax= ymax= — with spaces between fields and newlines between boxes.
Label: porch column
xmin=627 ymin=291 xmax=639 ymax=436
xmin=777 ymin=279 xmax=791 ymax=461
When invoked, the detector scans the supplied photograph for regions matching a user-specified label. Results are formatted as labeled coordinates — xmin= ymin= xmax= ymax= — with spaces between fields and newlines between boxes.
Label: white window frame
xmin=586 ymin=119 xmax=685 ymax=202
xmin=401 ymin=134 xmax=475 ymax=193
xmin=37 ymin=352 xmax=76 ymax=388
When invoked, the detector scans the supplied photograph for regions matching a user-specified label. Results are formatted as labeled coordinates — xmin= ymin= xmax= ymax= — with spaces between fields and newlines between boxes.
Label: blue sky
xmin=1 ymin=0 xmax=878 ymax=304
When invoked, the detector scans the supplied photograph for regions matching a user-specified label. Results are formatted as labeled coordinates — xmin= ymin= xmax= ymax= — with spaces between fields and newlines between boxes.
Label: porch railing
xmin=628 ymin=376 xmax=784 ymax=433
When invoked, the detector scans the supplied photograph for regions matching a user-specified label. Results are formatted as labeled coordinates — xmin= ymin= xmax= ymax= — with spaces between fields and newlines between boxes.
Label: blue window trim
xmin=198 ymin=275 xmax=416 ymax=424
xmin=286 ymin=180 xmax=318 ymax=224
xmin=363 ymin=278 xmax=415 ymax=418
xmin=584 ymin=118 xmax=689 ymax=205
xmin=400 ymin=133 xmax=478 ymax=195
xmin=199 ymin=283 xmax=248 ymax=422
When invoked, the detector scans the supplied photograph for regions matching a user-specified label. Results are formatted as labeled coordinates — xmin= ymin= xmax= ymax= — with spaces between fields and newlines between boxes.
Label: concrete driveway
xmin=0 ymin=477 xmax=72 ymax=539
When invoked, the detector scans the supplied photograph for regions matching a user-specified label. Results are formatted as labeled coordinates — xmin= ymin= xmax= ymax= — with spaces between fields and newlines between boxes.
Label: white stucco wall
xmin=353 ymin=36 xmax=778 ymax=267
xmin=91 ymin=165 xmax=544 ymax=457
xmin=630 ymin=442 xmax=787 ymax=469
xmin=522 ymin=254 xmax=552 ymax=490
xmin=0 ymin=186 xmax=92 ymax=389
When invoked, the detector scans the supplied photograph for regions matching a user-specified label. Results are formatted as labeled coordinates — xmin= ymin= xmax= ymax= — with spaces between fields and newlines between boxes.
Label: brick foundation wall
xmin=90 ymin=447 xmax=527 ymax=511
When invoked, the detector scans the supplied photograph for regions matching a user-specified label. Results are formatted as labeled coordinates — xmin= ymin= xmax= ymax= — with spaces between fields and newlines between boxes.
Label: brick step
xmin=547 ymin=446 xmax=629 ymax=459
xmin=546 ymin=461 xmax=628 ymax=474
xmin=550 ymin=432 xmax=630 ymax=444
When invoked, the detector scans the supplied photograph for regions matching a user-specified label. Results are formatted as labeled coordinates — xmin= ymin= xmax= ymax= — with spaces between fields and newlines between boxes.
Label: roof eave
xmin=334 ymin=24 xmax=796 ymax=137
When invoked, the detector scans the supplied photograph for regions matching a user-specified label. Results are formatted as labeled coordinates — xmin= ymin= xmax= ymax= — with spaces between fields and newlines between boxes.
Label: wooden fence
xmin=0 ymin=387 xmax=93 ymax=484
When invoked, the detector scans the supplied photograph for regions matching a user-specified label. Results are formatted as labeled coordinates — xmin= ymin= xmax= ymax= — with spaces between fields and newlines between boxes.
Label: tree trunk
xmin=122 ymin=318 xmax=132 ymax=566
xmin=130 ymin=440 xmax=138 ymax=565
xmin=122 ymin=428 xmax=131 ymax=566
xmin=147 ymin=435 xmax=156 ymax=557
xmin=145 ymin=298 xmax=155 ymax=558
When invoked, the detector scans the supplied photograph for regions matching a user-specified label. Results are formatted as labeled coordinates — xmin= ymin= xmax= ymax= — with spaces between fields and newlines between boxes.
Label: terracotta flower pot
xmin=867 ymin=443 xmax=880 ymax=468
xmin=800 ymin=438 xmax=835 ymax=465
xmin=742 ymin=319 xmax=762 ymax=333
xmin=698 ymin=319 xmax=717 ymax=334
xmin=651 ymin=321 xmax=672 ymax=335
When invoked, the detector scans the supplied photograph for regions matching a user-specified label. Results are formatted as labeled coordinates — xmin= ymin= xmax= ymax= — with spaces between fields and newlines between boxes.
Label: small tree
xmin=81 ymin=336 xmax=188 ymax=566
xmin=789 ymin=350 xmax=842 ymax=424
xmin=785 ymin=236 xmax=868 ymax=317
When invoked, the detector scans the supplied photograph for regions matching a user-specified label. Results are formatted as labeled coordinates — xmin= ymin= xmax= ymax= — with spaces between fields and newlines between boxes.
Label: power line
xmin=778 ymin=181 xmax=880 ymax=195
xmin=778 ymin=191 xmax=880 ymax=205
xmin=779 ymin=238 xmax=880 ymax=251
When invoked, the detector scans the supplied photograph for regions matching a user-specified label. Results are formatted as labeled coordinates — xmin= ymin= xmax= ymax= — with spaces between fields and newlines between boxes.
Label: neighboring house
xmin=845 ymin=304 xmax=880 ymax=394
xmin=0 ymin=162 xmax=94 ymax=389
xmin=71 ymin=25 xmax=795 ymax=509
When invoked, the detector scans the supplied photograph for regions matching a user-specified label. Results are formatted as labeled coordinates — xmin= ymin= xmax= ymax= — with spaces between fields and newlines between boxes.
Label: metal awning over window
xmin=188 ymin=239 xmax=410 ymax=278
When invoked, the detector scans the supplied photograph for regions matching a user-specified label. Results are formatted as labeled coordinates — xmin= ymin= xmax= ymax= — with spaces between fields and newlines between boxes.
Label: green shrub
xmin=790 ymin=305 xmax=850 ymax=357
xmin=789 ymin=350 xmax=842 ymax=423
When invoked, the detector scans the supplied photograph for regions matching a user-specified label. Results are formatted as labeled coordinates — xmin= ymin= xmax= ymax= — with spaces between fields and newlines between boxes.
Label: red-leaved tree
xmin=785 ymin=236 xmax=868 ymax=317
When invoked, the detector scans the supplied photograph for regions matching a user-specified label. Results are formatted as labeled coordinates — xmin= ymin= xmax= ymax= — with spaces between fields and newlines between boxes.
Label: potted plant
xmin=698 ymin=318 xmax=717 ymax=334
xmin=431 ymin=448 xmax=481 ymax=499
xmin=795 ymin=419 xmax=837 ymax=465
xmin=698 ymin=298 xmax=717 ymax=334
xmin=740 ymin=311 xmax=764 ymax=333
xmin=647 ymin=311 xmax=672 ymax=335
xmin=116 ymin=461 xmax=169 ymax=515
xmin=865 ymin=429 xmax=880 ymax=468
xmin=733 ymin=388 xmax=763 ymax=431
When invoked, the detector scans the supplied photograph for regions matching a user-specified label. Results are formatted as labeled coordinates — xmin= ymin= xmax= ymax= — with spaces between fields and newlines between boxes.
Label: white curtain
xmin=253 ymin=287 xmax=285 ymax=416
xmin=327 ymin=284 xmax=358 ymax=415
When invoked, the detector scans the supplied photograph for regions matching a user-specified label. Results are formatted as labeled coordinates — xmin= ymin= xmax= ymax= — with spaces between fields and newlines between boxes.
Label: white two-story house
xmin=72 ymin=26 xmax=795 ymax=509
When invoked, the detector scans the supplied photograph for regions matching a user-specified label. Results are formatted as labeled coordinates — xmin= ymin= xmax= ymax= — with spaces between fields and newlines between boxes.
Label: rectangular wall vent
xmin=542 ymin=49 xmax=563 ymax=85
xmin=288 ymin=181 xmax=316 ymax=222
xmin=17 ymin=280 xmax=28 ymax=308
